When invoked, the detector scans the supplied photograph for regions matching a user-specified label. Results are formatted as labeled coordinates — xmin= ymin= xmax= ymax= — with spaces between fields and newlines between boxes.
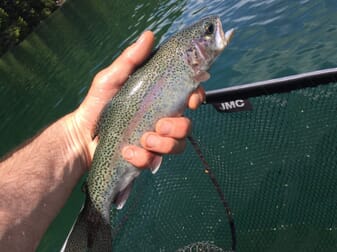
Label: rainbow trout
xmin=62 ymin=16 xmax=233 ymax=251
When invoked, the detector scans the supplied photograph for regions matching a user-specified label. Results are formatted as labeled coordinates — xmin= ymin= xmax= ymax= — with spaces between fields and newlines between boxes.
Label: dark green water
xmin=0 ymin=0 xmax=336 ymax=251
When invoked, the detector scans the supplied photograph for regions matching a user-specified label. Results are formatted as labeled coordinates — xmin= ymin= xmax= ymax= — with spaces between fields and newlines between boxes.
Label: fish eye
xmin=205 ymin=23 xmax=215 ymax=35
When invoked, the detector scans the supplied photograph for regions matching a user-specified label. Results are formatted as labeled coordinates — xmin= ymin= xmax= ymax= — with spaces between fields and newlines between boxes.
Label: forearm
xmin=0 ymin=113 xmax=88 ymax=251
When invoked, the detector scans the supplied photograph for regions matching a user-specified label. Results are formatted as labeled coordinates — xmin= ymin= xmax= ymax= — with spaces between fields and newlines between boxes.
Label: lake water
xmin=0 ymin=0 xmax=336 ymax=251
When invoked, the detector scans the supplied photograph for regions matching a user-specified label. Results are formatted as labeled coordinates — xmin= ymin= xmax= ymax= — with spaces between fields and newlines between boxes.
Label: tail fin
xmin=61 ymin=195 xmax=112 ymax=252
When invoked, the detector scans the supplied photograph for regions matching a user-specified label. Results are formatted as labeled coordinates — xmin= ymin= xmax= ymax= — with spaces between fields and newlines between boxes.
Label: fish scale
xmin=62 ymin=16 xmax=234 ymax=251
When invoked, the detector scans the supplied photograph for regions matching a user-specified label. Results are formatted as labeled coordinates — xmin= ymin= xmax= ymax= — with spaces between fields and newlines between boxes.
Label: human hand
xmin=69 ymin=31 xmax=205 ymax=169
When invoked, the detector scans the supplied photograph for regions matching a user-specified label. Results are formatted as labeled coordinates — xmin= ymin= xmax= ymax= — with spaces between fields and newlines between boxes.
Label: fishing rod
xmin=205 ymin=67 xmax=337 ymax=103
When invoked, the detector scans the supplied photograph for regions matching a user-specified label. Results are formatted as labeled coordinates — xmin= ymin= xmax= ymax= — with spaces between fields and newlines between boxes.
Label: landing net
xmin=110 ymin=69 xmax=337 ymax=252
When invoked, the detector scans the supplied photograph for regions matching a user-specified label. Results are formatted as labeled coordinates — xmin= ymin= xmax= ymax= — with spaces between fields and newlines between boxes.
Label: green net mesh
xmin=108 ymin=82 xmax=337 ymax=252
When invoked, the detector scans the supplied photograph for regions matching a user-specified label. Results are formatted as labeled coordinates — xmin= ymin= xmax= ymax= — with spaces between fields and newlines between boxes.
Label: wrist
xmin=60 ymin=112 xmax=92 ymax=175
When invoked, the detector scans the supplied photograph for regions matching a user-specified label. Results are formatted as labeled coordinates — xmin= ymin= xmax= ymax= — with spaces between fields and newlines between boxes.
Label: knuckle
xmin=93 ymin=70 xmax=107 ymax=86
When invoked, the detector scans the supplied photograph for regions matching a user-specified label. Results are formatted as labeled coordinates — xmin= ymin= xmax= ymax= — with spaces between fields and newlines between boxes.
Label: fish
xmin=62 ymin=16 xmax=234 ymax=251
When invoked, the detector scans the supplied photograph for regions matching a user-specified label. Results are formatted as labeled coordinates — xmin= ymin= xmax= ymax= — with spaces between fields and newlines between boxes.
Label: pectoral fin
xmin=114 ymin=181 xmax=134 ymax=209
xmin=193 ymin=71 xmax=210 ymax=82
xmin=149 ymin=155 xmax=163 ymax=174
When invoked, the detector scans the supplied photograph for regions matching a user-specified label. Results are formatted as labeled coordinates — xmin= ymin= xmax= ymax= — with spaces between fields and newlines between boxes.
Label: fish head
xmin=171 ymin=16 xmax=234 ymax=81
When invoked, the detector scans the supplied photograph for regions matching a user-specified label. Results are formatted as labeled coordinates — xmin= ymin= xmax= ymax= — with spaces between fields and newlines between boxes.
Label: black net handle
xmin=205 ymin=67 xmax=337 ymax=104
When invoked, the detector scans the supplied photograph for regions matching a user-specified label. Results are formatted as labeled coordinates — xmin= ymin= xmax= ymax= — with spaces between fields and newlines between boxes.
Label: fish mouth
xmin=224 ymin=28 xmax=235 ymax=44
xmin=215 ymin=19 xmax=234 ymax=51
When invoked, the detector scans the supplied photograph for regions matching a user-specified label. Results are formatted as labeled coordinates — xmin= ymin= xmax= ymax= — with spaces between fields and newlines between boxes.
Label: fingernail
xmin=198 ymin=91 xmax=202 ymax=101
xmin=136 ymin=32 xmax=146 ymax=44
xmin=198 ymin=88 xmax=206 ymax=104
xmin=158 ymin=121 xmax=172 ymax=135
xmin=146 ymin=134 xmax=158 ymax=148
xmin=123 ymin=147 xmax=134 ymax=160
